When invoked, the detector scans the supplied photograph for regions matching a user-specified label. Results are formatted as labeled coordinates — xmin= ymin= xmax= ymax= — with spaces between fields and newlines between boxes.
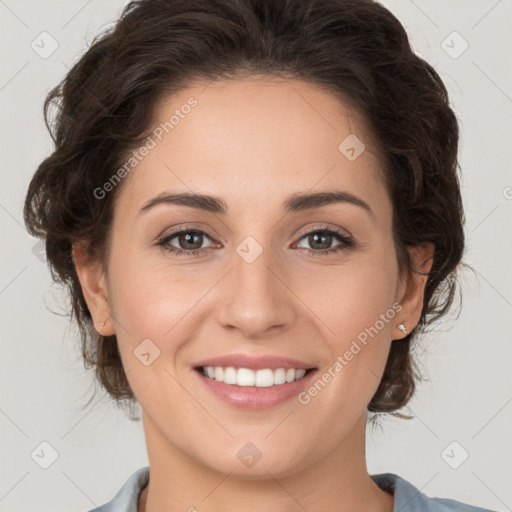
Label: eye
xmin=294 ymin=226 xmax=355 ymax=255
xmin=157 ymin=227 xmax=215 ymax=256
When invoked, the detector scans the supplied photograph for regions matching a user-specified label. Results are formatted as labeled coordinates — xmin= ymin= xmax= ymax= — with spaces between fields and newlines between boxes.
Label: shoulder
xmin=371 ymin=473 xmax=499 ymax=512
xmin=84 ymin=466 xmax=150 ymax=512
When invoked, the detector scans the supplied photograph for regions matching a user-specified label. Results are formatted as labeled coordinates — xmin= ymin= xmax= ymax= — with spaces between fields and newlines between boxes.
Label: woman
xmin=23 ymin=0 xmax=498 ymax=511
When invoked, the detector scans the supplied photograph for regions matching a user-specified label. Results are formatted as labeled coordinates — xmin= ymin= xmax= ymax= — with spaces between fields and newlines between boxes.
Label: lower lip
xmin=194 ymin=368 xmax=317 ymax=410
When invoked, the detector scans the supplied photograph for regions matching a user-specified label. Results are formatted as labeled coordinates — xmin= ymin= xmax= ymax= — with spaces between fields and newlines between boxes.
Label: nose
xmin=214 ymin=245 xmax=296 ymax=339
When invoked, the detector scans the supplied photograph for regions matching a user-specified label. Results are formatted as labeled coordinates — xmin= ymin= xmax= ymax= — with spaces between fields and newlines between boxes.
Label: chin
xmin=197 ymin=445 xmax=311 ymax=481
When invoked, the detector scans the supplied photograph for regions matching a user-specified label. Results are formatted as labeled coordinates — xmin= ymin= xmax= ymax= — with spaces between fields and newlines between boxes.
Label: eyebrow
xmin=138 ymin=190 xmax=375 ymax=221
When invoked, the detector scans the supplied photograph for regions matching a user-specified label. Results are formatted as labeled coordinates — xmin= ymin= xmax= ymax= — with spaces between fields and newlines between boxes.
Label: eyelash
xmin=156 ymin=225 xmax=355 ymax=257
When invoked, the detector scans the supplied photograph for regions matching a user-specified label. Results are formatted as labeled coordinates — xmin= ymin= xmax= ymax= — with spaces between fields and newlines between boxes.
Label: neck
xmin=138 ymin=412 xmax=394 ymax=512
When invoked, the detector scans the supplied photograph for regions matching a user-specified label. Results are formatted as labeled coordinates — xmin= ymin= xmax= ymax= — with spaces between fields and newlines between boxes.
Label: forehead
xmin=115 ymin=77 xmax=390 ymax=222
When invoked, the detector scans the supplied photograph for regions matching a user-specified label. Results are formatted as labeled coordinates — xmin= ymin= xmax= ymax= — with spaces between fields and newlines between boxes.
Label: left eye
xmin=295 ymin=230 xmax=351 ymax=252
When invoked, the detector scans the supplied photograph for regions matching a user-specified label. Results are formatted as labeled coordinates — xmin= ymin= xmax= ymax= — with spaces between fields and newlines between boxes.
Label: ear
xmin=394 ymin=242 xmax=435 ymax=339
xmin=72 ymin=242 xmax=115 ymax=336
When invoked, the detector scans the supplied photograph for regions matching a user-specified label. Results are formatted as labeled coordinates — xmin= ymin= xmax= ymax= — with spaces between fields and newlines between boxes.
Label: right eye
xmin=157 ymin=227 xmax=216 ymax=256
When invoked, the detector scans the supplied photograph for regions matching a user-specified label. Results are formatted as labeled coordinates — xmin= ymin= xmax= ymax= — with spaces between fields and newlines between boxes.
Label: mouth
xmin=192 ymin=353 xmax=319 ymax=408
xmin=194 ymin=366 xmax=317 ymax=387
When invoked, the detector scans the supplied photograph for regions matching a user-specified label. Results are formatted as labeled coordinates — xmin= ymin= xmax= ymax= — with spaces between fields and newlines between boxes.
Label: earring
xmin=397 ymin=323 xmax=407 ymax=334
xmin=100 ymin=321 xmax=105 ymax=327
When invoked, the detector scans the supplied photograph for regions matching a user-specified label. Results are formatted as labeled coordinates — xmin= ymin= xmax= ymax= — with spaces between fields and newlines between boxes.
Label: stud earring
xmin=101 ymin=321 xmax=105 ymax=327
xmin=397 ymin=323 xmax=407 ymax=334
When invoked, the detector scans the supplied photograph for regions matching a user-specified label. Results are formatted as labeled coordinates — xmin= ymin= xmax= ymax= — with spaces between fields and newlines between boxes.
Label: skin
xmin=73 ymin=77 xmax=434 ymax=512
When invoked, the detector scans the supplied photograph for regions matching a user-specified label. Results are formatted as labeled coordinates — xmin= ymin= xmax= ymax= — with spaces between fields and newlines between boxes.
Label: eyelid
xmin=293 ymin=223 xmax=353 ymax=242
xmin=157 ymin=224 xmax=221 ymax=244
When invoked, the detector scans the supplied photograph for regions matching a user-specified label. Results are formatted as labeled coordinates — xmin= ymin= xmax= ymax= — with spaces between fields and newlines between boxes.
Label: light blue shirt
xmin=86 ymin=466 xmax=498 ymax=512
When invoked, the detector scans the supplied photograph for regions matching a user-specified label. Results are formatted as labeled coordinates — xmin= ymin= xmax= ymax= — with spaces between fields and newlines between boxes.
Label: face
xmin=76 ymin=77 xmax=431 ymax=479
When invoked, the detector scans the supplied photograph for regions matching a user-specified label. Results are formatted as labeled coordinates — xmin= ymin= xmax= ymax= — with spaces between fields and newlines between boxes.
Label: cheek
xmin=106 ymin=250 xmax=233 ymax=403
xmin=108 ymin=249 xmax=205 ymax=336
xmin=294 ymin=248 xmax=399 ymax=342
xmin=106 ymin=254 xmax=200 ymax=414
xmin=294 ymin=247 xmax=399 ymax=400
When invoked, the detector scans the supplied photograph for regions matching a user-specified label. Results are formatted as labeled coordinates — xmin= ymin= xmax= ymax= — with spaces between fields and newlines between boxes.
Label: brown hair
xmin=23 ymin=0 xmax=466 ymax=422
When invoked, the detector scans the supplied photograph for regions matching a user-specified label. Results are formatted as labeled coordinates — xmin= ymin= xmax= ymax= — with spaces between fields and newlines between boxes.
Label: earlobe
xmin=394 ymin=242 xmax=435 ymax=339
xmin=72 ymin=242 xmax=114 ymax=336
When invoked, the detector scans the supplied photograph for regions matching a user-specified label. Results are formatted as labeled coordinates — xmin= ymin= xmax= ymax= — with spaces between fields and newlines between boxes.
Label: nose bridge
xmin=214 ymin=231 xmax=295 ymax=337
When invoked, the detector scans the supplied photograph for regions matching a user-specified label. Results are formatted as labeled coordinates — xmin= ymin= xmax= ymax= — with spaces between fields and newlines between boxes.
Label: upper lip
xmin=193 ymin=354 xmax=316 ymax=371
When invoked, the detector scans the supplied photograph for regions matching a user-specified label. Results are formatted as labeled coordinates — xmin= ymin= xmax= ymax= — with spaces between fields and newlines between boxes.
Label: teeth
xmin=224 ymin=366 xmax=237 ymax=385
xmin=296 ymin=369 xmax=307 ymax=379
xmin=274 ymin=368 xmax=286 ymax=385
xmin=255 ymin=369 xmax=274 ymax=387
xmin=237 ymin=367 xmax=255 ymax=386
xmin=214 ymin=367 xmax=224 ymax=381
xmin=201 ymin=366 xmax=309 ymax=387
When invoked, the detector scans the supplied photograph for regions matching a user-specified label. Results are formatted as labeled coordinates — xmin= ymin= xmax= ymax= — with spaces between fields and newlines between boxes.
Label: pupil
xmin=181 ymin=232 xmax=201 ymax=250
xmin=310 ymin=232 xmax=330 ymax=250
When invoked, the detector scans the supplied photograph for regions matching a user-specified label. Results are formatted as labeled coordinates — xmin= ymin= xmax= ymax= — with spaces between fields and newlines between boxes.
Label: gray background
xmin=1 ymin=0 xmax=511 ymax=511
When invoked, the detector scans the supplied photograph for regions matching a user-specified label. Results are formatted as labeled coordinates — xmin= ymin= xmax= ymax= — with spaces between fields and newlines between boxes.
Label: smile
xmin=197 ymin=366 xmax=315 ymax=387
